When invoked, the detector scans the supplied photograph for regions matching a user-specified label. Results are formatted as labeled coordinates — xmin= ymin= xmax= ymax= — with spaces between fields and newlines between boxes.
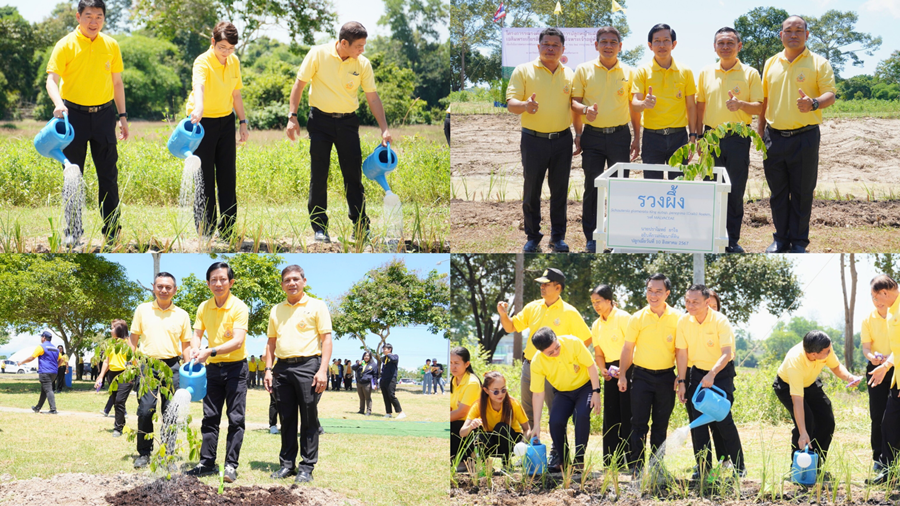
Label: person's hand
xmin=469 ymin=418 xmax=483 ymax=430
xmin=677 ymin=383 xmax=686 ymax=404
xmin=118 ymin=117 xmax=129 ymax=141
xmin=574 ymin=136 xmax=582 ymax=156
xmin=600 ymin=367 xmax=610 ymax=381
xmin=191 ymin=347 xmax=213 ymax=364
xmin=869 ymin=365 xmax=888 ymax=387
xmin=870 ymin=353 xmax=885 ymax=366
xmin=94 ymin=379 xmax=103 ymax=390
xmin=798 ymin=432 xmax=811 ymax=451
xmin=313 ymin=368 xmax=327 ymax=393
xmin=285 ymin=116 xmax=301 ymax=141
xmin=590 ymin=392 xmax=601 ymax=414
xmin=381 ymin=129 xmax=392 ymax=146
xmin=525 ymin=94 xmax=539 ymax=114
xmin=585 ymin=103 xmax=598 ymax=122
xmin=701 ymin=372 xmax=715 ymax=389
xmin=530 ymin=426 xmax=541 ymax=443
xmin=237 ymin=122 xmax=249 ymax=144
xmin=497 ymin=301 xmax=509 ymax=316
xmin=264 ymin=370 xmax=273 ymax=393
xmin=796 ymin=89 xmax=814 ymax=113
xmin=190 ymin=106 xmax=203 ymax=124
xmin=617 ymin=374 xmax=628 ymax=393
xmin=630 ymin=136 xmax=641 ymax=161
xmin=643 ymin=86 xmax=656 ymax=109
xmin=846 ymin=375 xmax=862 ymax=388
xmin=725 ymin=91 xmax=741 ymax=112
xmin=53 ymin=104 xmax=69 ymax=118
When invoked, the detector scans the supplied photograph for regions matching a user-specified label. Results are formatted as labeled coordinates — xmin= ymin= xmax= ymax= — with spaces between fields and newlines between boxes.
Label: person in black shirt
xmin=379 ymin=343 xmax=406 ymax=419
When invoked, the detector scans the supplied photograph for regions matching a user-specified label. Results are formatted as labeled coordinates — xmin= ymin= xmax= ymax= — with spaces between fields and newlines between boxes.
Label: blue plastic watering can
xmin=179 ymin=359 xmax=207 ymax=402
xmin=688 ymin=384 xmax=731 ymax=429
xmin=524 ymin=437 xmax=547 ymax=476
xmin=791 ymin=446 xmax=818 ymax=486
xmin=167 ymin=118 xmax=205 ymax=159
xmin=362 ymin=142 xmax=398 ymax=192
xmin=34 ymin=114 xmax=75 ymax=165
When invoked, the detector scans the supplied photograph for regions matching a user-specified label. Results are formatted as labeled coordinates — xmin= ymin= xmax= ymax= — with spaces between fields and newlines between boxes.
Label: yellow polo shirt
xmin=267 ymin=294 xmax=332 ymax=359
xmin=507 ymin=58 xmax=575 ymax=133
xmin=130 ymin=300 xmax=192 ymax=360
xmin=47 ymin=28 xmax=123 ymax=106
xmin=466 ymin=396 xmax=529 ymax=433
xmin=697 ymin=59 xmax=763 ymax=127
xmin=777 ymin=343 xmax=840 ymax=396
xmin=185 ymin=46 xmax=243 ymax=118
xmin=451 ymin=372 xmax=481 ymax=410
xmin=572 ymin=58 xmax=632 ymax=128
xmin=58 ymin=354 xmax=68 ymax=368
xmin=625 ymin=304 xmax=683 ymax=370
xmin=108 ymin=345 xmax=127 ymax=372
xmin=675 ymin=309 xmax=734 ymax=370
xmin=888 ymin=295 xmax=900 ymax=388
xmin=591 ymin=306 xmax=631 ymax=362
xmin=512 ymin=298 xmax=592 ymax=361
xmin=861 ymin=309 xmax=891 ymax=357
xmin=762 ymin=48 xmax=836 ymax=130
xmin=297 ymin=42 xmax=377 ymax=114
xmin=531 ymin=334 xmax=595 ymax=392
xmin=631 ymin=58 xmax=696 ymax=129
xmin=248 ymin=360 xmax=257 ymax=372
xmin=194 ymin=294 xmax=249 ymax=363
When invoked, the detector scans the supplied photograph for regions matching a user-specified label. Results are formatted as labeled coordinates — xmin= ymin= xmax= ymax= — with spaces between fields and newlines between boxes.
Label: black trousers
xmin=136 ymin=357 xmax=180 ymax=456
xmin=629 ymin=366 xmax=676 ymax=468
xmin=602 ymin=360 xmax=633 ymax=467
xmin=473 ymin=422 xmax=522 ymax=463
xmin=381 ymin=378 xmax=403 ymax=414
xmin=707 ymin=130 xmax=750 ymax=246
xmin=62 ymin=101 xmax=120 ymax=236
xmin=444 ymin=113 xmax=451 ymax=146
xmin=307 ymin=108 xmax=368 ymax=234
xmin=581 ymin=127 xmax=630 ymax=241
xmin=763 ymin=125 xmax=820 ymax=249
xmin=247 ymin=370 xmax=255 ymax=389
xmin=773 ymin=375 xmax=834 ymax=464
xmin=195 ymin=113 xmax=237 ymax=237
xmin=344 ymin=375 xmax=352 ymax=390
xmin=882 ymin=386 xmax=900 ymax=466
xmin=274 ymin=356 xmax=321 ymax=473
xmin=641 ymin=129 xmax=688 ymax=180
xmin=520 ymin=129 xmax=573 ymax=242
xmin=200 ymin=360 xmax=248 ymax=468
xmin=36 ymin=373 xmax=57 ymax=411
xmin=685 ymin=363 xmax=744 ymax=472
xmin=868 ymin=362 xmax=894 ymax=463
xmin=55 ymin=366 xmax=66 ymax=391
xmin=269 ymin=389 xmax=279 ymax=427
xmin=104 ymin=369 xmax=133 ymax=432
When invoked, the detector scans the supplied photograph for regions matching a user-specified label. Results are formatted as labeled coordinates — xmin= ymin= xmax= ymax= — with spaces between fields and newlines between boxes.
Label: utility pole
xmin=693 ymin=253 xmax=705 ymax=285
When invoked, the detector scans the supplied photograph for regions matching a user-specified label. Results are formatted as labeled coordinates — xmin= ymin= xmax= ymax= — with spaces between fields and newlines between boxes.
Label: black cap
xmin=41 ymin=330 xmax=52 ymax=340
xmin=535 ymin=268 xmax=565 ymax=284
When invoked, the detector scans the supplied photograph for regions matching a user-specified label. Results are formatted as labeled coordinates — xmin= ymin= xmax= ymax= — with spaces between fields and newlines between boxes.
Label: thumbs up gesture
xmin=726 ymin=90 xmax=741 ymax=112
xmin=643 ymin=86 xmax=656 ymax=109
xmin=796 ymin=88 xmax=814 ymax=113
xmin=586 ymin=103 xmax=599 ymax=122
xmin=526 ymin=93 xmax=539 ymax=114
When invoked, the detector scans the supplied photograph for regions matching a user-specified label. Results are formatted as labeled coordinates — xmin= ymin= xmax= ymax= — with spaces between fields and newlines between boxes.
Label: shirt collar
xmin=779 ymin=47 xmax=810 ymax=63
xmin=717 ymin=59 xmax=743 ymax=73
xmin=285 ymin=293 xmax=310 ymax=307
xmin=595 ymin=57 xmax=621 ymax=71
xmin=651 ymin=58 xmax=679 ymax=72
xmin=533 ymin=57 xmax=563 ymax=74
xmin=151 ymin=299 xmax=175 ymax=312
xmin=206 ymin=46 xmax=225 ymax=68
xmin=209 ymin=293 xmax=235 ymax=310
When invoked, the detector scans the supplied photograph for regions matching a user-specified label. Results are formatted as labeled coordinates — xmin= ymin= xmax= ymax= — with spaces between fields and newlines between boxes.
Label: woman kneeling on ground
xmin=459 ymin=371 xmax=531 ymax=466
xmin=450 ymin=346 xmax=481 ymax=470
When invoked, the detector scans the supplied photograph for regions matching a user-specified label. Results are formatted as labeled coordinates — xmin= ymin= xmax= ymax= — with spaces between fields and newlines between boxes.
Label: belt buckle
xmin=601 ymin=127 xmax=615 ymax=134
xmin=548 ymin=132 xmax=559 ymax=139
xmin=661 ymin=128 xmax=672 ymax=135
xmin=88 ymin=106 xmax=99 ymax=113
xmin=780 ymin=130 xmax=792 ymax=138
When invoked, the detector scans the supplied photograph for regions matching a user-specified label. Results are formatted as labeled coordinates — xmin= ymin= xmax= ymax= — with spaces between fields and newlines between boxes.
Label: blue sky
xmin=1 ymin=254 xmax=450 ymax=371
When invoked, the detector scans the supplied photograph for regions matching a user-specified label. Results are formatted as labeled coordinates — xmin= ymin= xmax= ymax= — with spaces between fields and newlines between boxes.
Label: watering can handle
xmin=187 ymin=359 xmax=194 ymax=369
xmin=690 ymin=383 xmax=728 ymax=404
xmin=708 ymin=384 xmax=727 ymax=398
xmin=803 ymin=444 xmax=810 ymax=454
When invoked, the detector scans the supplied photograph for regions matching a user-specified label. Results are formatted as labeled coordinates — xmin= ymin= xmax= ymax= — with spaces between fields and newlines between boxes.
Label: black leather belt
xmin=522 ymin=127 xmax=570 ymax=139
xmin=644 ymin=127 xmax=685 ymax=135
xmin=312 ymin=107 xmax=356 ymax=118
xmin=768 ymin=124 xmax=818 ymax=137
xmin=634 ymin=365 xmax=675 ymax=375
xmin=281 ymin=355 xmax=319 ymax=364
xmin=162 ymin=357 xmax=180 ymax=367
xmin=585 ymin=124 xmax=628 ymax=134
xmin=208 ymin=358 xmax=247 ymax=367
xmin=63 ymin=100 xmax=114 ymax=113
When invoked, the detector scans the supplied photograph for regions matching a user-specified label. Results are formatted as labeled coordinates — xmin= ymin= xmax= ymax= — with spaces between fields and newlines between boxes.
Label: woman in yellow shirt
xmin=459 ymin=371 xmax=531 ymax=466
xmin=93 ymin=319 xmax=134 ymax=437
xmin=186 ymin=21 xmax=249 ymax=239
xmin=450 ymin=347 xmax=480 ymax=465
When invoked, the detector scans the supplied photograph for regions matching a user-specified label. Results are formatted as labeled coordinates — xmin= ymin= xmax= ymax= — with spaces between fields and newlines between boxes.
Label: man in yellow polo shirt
xmin=631 ymin=23 xmax=698 ymax=180
xmin=617 ymin=273 xmax=683 ymax=472
xmin=507 ymin=28 xmax=576 ymax=253
xmin=497 ymin=268 xmax=591 ymax=430
xmin=264 ymin=265 xmax=332 ymax=483
xmin=860 ymin=274 xmax=894 ymax=473
xmin=697 ymin=27 xmax=763 ymax=254
xmin=248 ymin=356 xmax=257 ymax=389
xmin=675 ymin=284 xmax=744 ymax=479
xmin=571 ymin=26 xmax=641 ymax=253
xmin=129 ymin=271 xmax=192 ymax=469
xmin=757 ymin=16 xmax=836 ymax=253
xmin=867 ymin=275 xmax=899 ymax=483
xmin=772 ymin=330 xmax=860 ymax=467
xmin=186 ymin=261 xmax=250 ymax=483
xmin=46 ymin=0 xmax=128 ymax=243
xmin=529 ymin=328 xmax=601 ymax=472
xmin=285 ymin=21 xmax=392 ymax=244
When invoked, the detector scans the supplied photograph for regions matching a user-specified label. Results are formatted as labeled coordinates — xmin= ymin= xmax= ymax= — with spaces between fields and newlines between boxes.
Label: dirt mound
xmin=105 ymin=476 xmax=303 ymax=506
xmin=745 ymin=199 xmax=900 ymax=228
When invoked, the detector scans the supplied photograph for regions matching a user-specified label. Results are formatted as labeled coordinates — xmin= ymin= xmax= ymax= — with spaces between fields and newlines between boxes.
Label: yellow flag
xmin=611 ymin=0 xmax=625 ymax=12
xmin=554 ymin=1 xmax=562 ymax=14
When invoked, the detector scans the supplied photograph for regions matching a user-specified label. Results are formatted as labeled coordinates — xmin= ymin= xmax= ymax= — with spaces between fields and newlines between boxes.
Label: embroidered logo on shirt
xmin=732 ymin=86 xmax=741 ymax=96
xmin=554 ymin=318 xmax=561 ymax=326
xmin=797 ymin=73 xmax=805 ymax=83
xmin=667 ymin=335 xmax=673 ymax=342
xmin=574 ymin=364 xmax=580 ymax=374
xmin=676 ymin=90 xmax=683 ymax=99
xmin=225 ymin=328 xmax=233 ymax=338
xmin=617 ymin=86 xmax=625 ymax=96
xmin=707 ymin=340 xmax=715 ymax=347
xmin=105 ymin=60 xmax=111 ymax=71
xmin=346 ymin=81 xmax=355 ymax=90
xmin=563 ymin=84 xmax=570 ymax=94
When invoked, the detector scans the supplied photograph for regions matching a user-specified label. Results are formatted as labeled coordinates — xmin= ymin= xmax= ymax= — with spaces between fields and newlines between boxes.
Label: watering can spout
xmin=688 ymin=413 xmax=715 ymax=429
xmin=362 ymin=142 xmax=398 ymax=193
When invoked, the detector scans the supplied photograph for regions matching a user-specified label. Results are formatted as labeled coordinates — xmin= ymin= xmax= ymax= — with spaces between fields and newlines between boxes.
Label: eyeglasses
xmin=489 ymin=388 xmax=508 ymax=396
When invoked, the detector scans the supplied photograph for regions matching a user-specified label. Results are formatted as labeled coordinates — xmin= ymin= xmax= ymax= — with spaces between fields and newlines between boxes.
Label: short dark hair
xmin=531 ymin=327 xmax=557 ymax=351
xmin=339 ymin=21 xmax=368 ymax=45
xmin=155 ymin=272 xmax=176 ymax=285
xmin=784 ymin=15 xmax=808 ymax=31
xmin=648 ymin=23 xmax=675 ymax=43
xmin=383 ymin=343 xmax=393 ymax=351
xmin=871 ymin=275 xmax=898 ymax=293
xmin=212 ymin=21 xmax=239 ymax=46
xmin=802 ymin=330 xmax=831 ymax=354
xmin=206 ymin=262 xmax=234 ymax=282
xmin=596 ymin=26 xmax=621 ymax=43
xmin=77 ymin=0 xmax=106 ymax=16
xmin=539 ymin=27 xmax=565 ymax=45
xmin=646 ymin=273 xmax=671 ymax=292
xmin=281 ymin=264 xmax=305 ymax=281
xmin=714 ymin=27 xmax=741 ymax=44
xmin=591 ymin=284 xmax=614 ymax=302
xmin=687 ymin=284 xmax=710 ymax=299
xmin=426 ymin=359 xmax=431 ymax=363
xmin=111 ymin=319 xmax=128 ymax=338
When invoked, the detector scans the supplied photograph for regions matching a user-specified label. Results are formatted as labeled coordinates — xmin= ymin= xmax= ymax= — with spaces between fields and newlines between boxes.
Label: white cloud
xmin=863 ymin=0 xmax=900 ymax=18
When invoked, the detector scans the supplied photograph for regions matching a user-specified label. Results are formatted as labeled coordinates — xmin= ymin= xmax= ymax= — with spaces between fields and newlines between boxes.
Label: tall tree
xmin=873 ymin=254 xmax=900 ymax=281
xmin=876 ymin=50 xmax=900 ymax=85
xmin=450 ymin=254 xmax=515 ymax=355
xmin=734 ymin=6 xmax=789 ymax=75
xmin=0 ymin=6 xmax=37 ymax=115
xmin=807 ymin=10 xmax=882 ymax=77
xmin=840 ymin=253 xmax=858 ymax=369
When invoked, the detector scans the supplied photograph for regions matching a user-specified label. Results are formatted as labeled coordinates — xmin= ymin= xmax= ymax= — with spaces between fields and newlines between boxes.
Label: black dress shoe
xmin=314 ymin=231 xmax=331 ymax=244
xmin=185 ymin=464 xmax=219 ymax=477
xmin=523 ymin=239 xmax=540 ymax=252
xmin=270 ymin=466 xmax=296 ymax=479
xmin=133 ymin=455 xmax=150 ymax=469
xmin=549 ymin=239 xmax=569 ymax=252
xmin=295 ymin=470 xmax=314 ymax=483
xmin=585 ymin=240 xmax=596 ymax=253
xmin=765 ymin=241 xmax=788 ymax=253
xmin=866 ymin=469 xmax=889 ymax=485
xmin=725 ymin=244 xmax=745 ymax=253
xmin=789 ymin=244 xmax=808 ymax=253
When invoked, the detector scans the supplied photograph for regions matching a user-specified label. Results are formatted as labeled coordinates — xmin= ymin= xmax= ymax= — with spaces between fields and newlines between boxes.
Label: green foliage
xmin=0 ymin=7 xmax=37 ymax=111
xmin=807 ymin=10 xmax=882 ymax=77
xmin=761 ymin=316 xmax=844 ymax=367
xmin=667 ymin=122 xmax=767 ymax=182
xmin=874 ymin=254 xmax=900 ymax=280
xmin=876 ymin=50 xmax=900 ymax=85
xmin=837 ymin=74 xmax=876 ymax=100
xmin=872 ymin=82 xmax=900 ymax=101
xmin=734 ymin=6 xmax=789 ymax=75
xmin=117 ymin=35 xmax=185 ymax=120
xmin=357 ymin=55 xmax=420 ymax=126
xmin=450 ymin=254 xmax=518 ymax=358
xmin=242 ymin=59 xmax=307 ymax=129
xmin=32 ymin=2 xmax=77 ymax=49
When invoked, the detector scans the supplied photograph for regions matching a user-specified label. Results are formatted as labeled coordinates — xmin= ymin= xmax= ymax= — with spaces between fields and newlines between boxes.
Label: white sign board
xmin=606 ymin=179 xmax=718 ymax=252
xmin=502 ymin=27 xmax=599 ymax=78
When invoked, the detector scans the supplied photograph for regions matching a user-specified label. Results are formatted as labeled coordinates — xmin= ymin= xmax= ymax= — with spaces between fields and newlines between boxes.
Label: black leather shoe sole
xmin=270 ymin=467 xmax=296 ymax=479
xmin=185 ymin=465 xmax=219 ymax=477
xmin=295 ymin=470 xmax=314 ymax=483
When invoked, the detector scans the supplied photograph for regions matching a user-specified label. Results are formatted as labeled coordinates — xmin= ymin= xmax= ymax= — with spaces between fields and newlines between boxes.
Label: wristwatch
xmin=583 ymin=104 xmax=588 ymax=115
xmin=210 ymin=347 xmax=218 ymax=358
xmin=239 ymin=119 xmax=247 ymax=125
xmin=265 ymin=367 xmax=272 ymax=372
xmin=118 ymin=113 xmax=128 ymax=119
xmin=811 ymin=98 xmax=819 ymax=111
xmin=677 ymin=378 xmax=685 ymax=384
xmin=593 ymin=388 xmax=602 ymax=393
xmin=287 ymin=112 xmax=298 ymax=120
